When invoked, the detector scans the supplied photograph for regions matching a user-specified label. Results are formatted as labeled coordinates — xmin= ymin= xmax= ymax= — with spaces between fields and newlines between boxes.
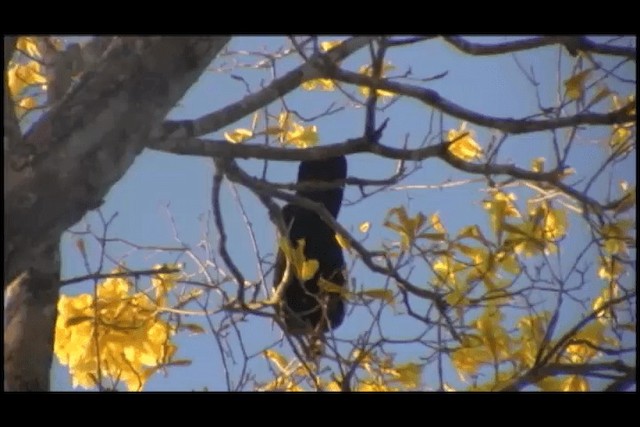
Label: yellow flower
xmin=384 ymin=206 xmax=444 ymax=250
xmin=318 ymin=277 xmax=349 ymax=298
xmin=564 ymin=321 xmax=607 ymax=363
xmin=285 ymin=122 xmax=318 ymax=148
xmin=433 ymin=256 xmax=466 ymax=286
xmin=447 ymin=122 xmax=483 ymax=161
xmin=430 ymin=213 xmax=446 ymax=234
xmin=16 ymin=37 xmax=42 ymax=58
xmin=54 ymin=270 xmax=178 ymax=391
xmin=278 ymin=238 xmax=319 ymax=282
xmin=152 ymin=263 xmax=181 ymax=306
xmin=457 ymin=244 xmax=515 ymax=292
xmin=451 ymin=345 xmax=492 ymax=380
xmin=258 ymin=350 xmax=308 ymax=391
xmin=475 ymin=305 xmax=511 ymax=361
xmin=301 ymin=78 xmax=336 ymax=91
xmin=320 ymin=40 xmax=343 ymax=52
xmin=483 ymin=191 xmax=521 ymax=238
xmin=599 ymin=219 xmax=634 ymax=255
xmin=443 ymin=282 xmax=470 ymax=309
xmin=224 ymin=128 xmax=253 ymax=144
xmin=269 ymin=111 xmax=319 ymax=148
xmin=597 ymin=256 xmax=624 ymax=281
xmin=504 ymin=201 xmax=567 ymax=257
xmin=613 ymin=181 xmax=635 ymax=215
xmin=335 ymin=232 xmax=351 ymax=252
xmin=325 ymin=381 xmax=341 ymax=391
xmin=562 ymin=376 xmax=589 ymax=391
xmin=451 ymin=306 xmax=511 ymax=382
xmin=536 ymin=375 xmax=589 ymax=392
xmin=301 ymin=41 xmax=344 ymax=92
xmin=588 ymin=84 xmax=612 ymax=106
xmin=609 ymin=94 xmax=636 ymax=154
xmin=593 ymin=282 xmax=620 ymax=324
xmin=385 ymin=362 xmax=423 ymax=389
xmin=610 ymin=126 xmax=634 ymax=154
xmin=263 ymin=349 xmax=289 ymax=373
xmin=358 ymin=288 xmax=395 ymax=306
xmin=515 ymin=311 xmax=550 ymax=368
xmin=564 ymin=69 xmax=592 ymax=101
xmin=357 ymin=62 xmax=395 ymax=98
xmin=7 ymin=60 xmax=47 ymax=97
xmin=531 ymin=157 xmax=545 ymax=173
xmin=356 ymin=381 xmax=398 ymax=392
xmin=15 ymin=96 xmax=37 ymax=119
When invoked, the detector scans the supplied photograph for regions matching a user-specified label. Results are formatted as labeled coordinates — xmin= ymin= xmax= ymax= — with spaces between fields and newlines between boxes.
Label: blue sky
xmin=51 ymin=36 xmax=636 ymax=391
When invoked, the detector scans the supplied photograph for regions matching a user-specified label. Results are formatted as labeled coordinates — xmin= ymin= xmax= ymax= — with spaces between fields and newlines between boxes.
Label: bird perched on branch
xmin=273 ymin=155 xmax=347 ymax=334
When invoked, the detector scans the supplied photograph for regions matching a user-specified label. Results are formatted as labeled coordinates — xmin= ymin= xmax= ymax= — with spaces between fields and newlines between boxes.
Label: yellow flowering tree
xmin=5 ymin=36 xmax=635 ymax=392
xmin=54 ymin=265 xmax=194 ymax=391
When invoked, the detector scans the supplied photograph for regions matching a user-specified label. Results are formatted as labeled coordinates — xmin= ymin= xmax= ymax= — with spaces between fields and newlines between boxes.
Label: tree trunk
xmin=4 ymin=36 xmax=230 ymax=391
xmin=4 ymin=250 xmax=59 ymax=390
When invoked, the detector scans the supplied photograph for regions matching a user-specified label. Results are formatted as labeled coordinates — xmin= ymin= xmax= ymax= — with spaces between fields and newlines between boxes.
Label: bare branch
xmin=443 ymin=36 xmax=636 ymax=60
xmin=212 ymin=158 xmax=247 ymax=305
xmin=152 ymin=131 xmax=619 ymax=218
xmin=59 ymin=266 xmax=181 ymax=288
xmin=157 ymin=36 xmax=376 ymax=139
xmin=326 ymin=67 xmax=635 ymax=134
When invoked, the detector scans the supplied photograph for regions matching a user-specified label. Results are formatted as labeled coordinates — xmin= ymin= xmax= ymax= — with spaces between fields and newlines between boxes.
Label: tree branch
xmin=443 ymin=36 xmax=636 ymax=60
xmin=5 ymin=37 xmax=230 ymax=286
xmin=501 ymin=294 xmax=637 ymax=391
xmin=502 ymin=361 xmax=635 ymax=391
xmin=326 ymin=67 xmax=635 ymax=134
xmin=5 ymin=37 xmax=232 ymax=391
xmin=603 ymin=370 xmax=637 ymax=391
xmin=152 ymin=132 xmax=619 ymax=218
xmin=156 ymin=36 xmax=375 ymax=139
xmin=213 ymin=156 xmax=461 ymax=342
xmin=212 ymin=158 xmax=247 ymax=304
xmin=58 ymin=266 xmax=181 ymax=288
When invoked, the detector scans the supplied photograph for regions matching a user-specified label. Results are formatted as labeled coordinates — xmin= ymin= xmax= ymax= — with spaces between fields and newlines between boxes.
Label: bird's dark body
xmin=273 ymin=156 xmax=347 ymax=334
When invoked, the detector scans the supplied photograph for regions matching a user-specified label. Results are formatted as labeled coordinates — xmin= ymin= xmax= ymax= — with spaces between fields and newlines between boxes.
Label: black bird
xmin=273 ymin=155 xmax=347 ymax=334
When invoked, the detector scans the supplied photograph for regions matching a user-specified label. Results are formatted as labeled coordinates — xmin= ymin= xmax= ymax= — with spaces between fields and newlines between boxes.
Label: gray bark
xmin=4 ymin=36 xmax=230 ymax=391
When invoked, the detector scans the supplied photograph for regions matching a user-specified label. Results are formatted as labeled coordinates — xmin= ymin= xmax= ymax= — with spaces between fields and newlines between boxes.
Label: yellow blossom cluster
xmin=54 ymin=265 xmax=180 ymax=391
